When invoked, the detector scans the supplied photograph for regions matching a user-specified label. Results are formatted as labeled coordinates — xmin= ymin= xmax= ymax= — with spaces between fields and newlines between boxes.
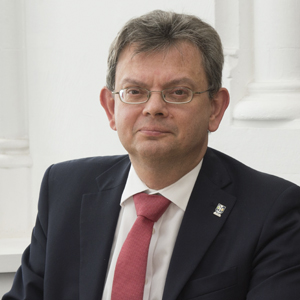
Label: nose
xmin=142 ymin=91 xmax=169 ymax=117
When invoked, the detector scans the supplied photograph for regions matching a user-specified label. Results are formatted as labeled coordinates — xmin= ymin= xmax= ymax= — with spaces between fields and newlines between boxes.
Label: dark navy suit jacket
xmin=3 ymin=148 xmax=300 ymax=299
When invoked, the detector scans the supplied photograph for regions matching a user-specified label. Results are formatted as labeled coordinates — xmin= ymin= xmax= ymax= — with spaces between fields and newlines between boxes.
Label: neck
xmin=129 ymin=150 xmax=206 ymax=190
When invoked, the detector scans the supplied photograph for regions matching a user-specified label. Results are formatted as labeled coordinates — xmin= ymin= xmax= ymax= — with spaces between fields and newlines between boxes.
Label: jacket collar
xmin=163 ymin=148 xmax=236 ymax=300
xmin=79 ymin=156 xmax=130 ymax=300
xmin=79 ymin=149 xmax=236 ymax=300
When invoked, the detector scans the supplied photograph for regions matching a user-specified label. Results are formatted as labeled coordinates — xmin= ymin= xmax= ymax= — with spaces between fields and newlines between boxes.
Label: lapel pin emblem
xmin=213 ymin=203 xmax=226 ymax=217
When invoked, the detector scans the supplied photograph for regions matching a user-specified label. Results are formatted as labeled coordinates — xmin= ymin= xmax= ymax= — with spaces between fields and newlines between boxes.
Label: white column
xmin=0 ymin=0 xmax=31 ymax=256
xmin=233 ymin=0 xmax=300 ymax=124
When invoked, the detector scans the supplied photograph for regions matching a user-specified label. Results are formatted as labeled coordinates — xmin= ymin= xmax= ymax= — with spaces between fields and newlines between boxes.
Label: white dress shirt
xmin=102 ymin=160 xmax=202 ymax=300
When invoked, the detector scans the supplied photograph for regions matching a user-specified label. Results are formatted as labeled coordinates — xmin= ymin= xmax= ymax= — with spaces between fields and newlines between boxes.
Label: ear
xmin=208 ymin=88 xmax=230 ymax=132
xmin=100 ymin=87 xmax=117 ymax=131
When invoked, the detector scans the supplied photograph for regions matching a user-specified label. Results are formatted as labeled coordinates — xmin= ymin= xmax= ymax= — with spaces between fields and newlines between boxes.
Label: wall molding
xmin=0 ymin=238 xmax=30 ymax=273
xmin=0 ymin=139 xmax=32 ymax=168
xmin=233 ymin=81 xmax=300 ymax=121
xmin=0 ymin=139 xmax=29 ymax=151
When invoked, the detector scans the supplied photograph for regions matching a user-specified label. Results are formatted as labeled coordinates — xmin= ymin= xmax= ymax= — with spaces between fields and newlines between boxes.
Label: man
xmin=3 ymin=10 xmax=300 ymax=300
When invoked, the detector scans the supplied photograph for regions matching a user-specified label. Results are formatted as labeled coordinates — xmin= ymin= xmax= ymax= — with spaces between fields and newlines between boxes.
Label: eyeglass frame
xmin=111 ymin=86 xmax=212 ymax=105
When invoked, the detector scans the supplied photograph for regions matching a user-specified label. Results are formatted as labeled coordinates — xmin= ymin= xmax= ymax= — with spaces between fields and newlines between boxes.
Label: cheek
xmin=113 ymin=102 xmax=126 ymax=130
xmin=182 ymin=106 xmax=210 ymax=134
xmin=114 ymin=104 xmax=140 ymax=133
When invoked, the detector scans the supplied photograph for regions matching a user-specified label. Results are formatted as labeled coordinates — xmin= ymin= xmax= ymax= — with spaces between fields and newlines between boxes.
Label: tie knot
xmin=133 ymin=192 xmax=170 ymax=222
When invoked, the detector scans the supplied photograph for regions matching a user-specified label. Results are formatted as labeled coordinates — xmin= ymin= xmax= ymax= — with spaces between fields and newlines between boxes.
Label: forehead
xmin=115 ymin=42 xmax=207 ymax=88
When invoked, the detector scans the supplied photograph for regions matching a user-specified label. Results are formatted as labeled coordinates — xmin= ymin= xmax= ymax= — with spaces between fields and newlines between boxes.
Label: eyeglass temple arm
xmin=194 ymin=88 xmax=212 ymax=95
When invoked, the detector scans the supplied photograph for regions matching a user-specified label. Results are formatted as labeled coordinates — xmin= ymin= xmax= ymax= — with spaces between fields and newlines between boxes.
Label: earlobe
xmin=100 ymin=87 xmax=117 ymax=131
xmin=208 ymin=88 xmax=230 ymax=132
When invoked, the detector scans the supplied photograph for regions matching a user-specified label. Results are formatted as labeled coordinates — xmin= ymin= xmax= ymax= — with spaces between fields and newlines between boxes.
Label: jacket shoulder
xmin=205 ymin=148 xmax=298 ymax=192
xmin=50 ymin=154 xmax=129 ymax=174
xmin=42 ymin=155 xmax=130 ymax=194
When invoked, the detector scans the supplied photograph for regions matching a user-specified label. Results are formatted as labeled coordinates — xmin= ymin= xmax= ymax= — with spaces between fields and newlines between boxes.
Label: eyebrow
xmin=166 ymin=78 xmax=197 ymax=88
xmin=120 ymin=77 xmax=198 ymax=89
xmin=120 ymin=78 xmax=145 ymax=87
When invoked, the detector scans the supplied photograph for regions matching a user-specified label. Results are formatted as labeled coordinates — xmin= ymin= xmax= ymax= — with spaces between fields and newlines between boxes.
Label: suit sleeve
xmin=2 ymin=166 xmax=52 ymax=300
xmin=247 ymin=184 xmax=300 ymax=300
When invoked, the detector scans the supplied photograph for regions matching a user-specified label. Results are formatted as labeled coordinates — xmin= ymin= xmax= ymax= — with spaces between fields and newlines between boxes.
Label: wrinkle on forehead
xmin=124 ymin=41 xmax=203 ymax=67
xmin=115 ymin=41 xmax=208 ymax=90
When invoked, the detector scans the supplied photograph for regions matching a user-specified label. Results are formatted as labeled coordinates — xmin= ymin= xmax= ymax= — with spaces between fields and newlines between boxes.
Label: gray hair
xmin=106 ymin=10 xmax=224 ymax=98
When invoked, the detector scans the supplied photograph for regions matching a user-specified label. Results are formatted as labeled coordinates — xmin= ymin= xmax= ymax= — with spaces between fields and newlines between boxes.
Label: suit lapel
xmin=163 ymin=149 xmax=237 ymax=300
xmin=79 ymin=156 xmax=130 ymax=300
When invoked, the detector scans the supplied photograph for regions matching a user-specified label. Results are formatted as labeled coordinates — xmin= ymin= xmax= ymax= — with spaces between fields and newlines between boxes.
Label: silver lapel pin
xmin=213 ymin=203 xmax=226 ymax=217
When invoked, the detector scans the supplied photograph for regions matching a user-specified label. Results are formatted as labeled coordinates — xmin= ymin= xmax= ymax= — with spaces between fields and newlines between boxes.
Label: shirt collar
xmin=121 ymin=160 xmax=202 ymax=211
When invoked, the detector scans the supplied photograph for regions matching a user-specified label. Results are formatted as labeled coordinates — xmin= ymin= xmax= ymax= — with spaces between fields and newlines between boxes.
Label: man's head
xmin=100 ymin=10 xmax=229 ymax=188
xmin=106 ymin=10 xmax=224 ymax=99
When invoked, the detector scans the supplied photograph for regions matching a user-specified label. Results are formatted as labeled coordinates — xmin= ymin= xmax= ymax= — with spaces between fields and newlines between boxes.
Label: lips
xmin=138 ymin=126 xmax=172 ymax=136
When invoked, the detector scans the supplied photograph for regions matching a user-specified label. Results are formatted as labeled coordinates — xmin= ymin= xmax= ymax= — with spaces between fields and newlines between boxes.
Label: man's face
xmin=102 ymin=42 xmax=225 ymax=166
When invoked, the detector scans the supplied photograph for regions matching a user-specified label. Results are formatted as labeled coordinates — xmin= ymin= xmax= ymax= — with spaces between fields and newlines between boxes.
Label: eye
xmin=163 ymin=87 xmax=192 ymax=103
xmin=122 ymin=87 xmax=148 ymax=103
xmin=172 ymin=87 xmax=189 ymax=95
xmin=126 ymin=87 xmax=142 ymax=95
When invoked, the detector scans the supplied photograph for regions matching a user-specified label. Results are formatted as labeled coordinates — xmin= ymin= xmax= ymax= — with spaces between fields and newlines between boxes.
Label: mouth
xmin=138 ymin=127 xmax=171 ymax=136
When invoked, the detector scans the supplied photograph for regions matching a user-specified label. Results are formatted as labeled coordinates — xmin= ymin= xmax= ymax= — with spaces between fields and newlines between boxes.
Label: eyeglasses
xmin=112 ymin=86 xmax=211 ymax=104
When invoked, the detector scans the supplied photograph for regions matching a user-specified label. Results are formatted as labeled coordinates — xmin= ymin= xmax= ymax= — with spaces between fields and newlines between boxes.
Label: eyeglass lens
xmin=120 ymin=87 xmax=192 ymax=103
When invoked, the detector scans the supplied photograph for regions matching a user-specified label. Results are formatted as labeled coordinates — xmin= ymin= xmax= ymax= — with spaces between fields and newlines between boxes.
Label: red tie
xmin=111 ymin=192 xmax=170 ymax=300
